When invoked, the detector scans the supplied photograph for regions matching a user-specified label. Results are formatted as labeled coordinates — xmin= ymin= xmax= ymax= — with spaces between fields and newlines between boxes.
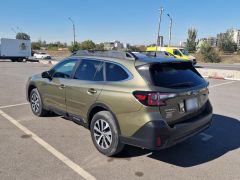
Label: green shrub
xmin=217 ymin=32 xmax=237 ymax=53
xmin=198 ymin=42 xmax=221 ymax=63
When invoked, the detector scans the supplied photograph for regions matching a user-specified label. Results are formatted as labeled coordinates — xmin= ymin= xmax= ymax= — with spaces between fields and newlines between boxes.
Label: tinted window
xmin=52 ymin=60 xmax=77 ymax=78
xmin=179 ymin=49 xmax=189 ymax=55
xmin=150 ymin=62 xmax=205 ymax=88
xmin=106 ymin=62 xmax=129 ymax=81
xmin=173 ymin=49 xmax=182 ymax=56
xmin=74 ymin=59 xmax=103 ymax=81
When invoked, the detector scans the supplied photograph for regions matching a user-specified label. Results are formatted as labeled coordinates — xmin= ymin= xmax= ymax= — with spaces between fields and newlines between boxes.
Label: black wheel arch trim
xmin=27 ymin=82 xmax=38 ymax=101
xmin=27 ymin=83 xmax=46 ymax=109
xmin=87 ymin=103 xmax=122 ymax=135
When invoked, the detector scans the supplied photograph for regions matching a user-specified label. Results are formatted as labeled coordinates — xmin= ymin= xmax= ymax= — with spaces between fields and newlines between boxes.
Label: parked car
xmin=33 ymin=52 xmax=51 ymax=59
xmin=146 ymin=46 xmax=197 ymax=65
xmin=132 ymin=51 xmax=176 ymax=58
xmin=26 ymin=50 xmax=212 ymax=156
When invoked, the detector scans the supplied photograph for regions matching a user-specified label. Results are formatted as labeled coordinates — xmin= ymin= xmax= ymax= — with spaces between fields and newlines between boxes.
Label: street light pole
xmin=68 ymin=17 xmax=76 ymax=47
xmin=156 ymin=7 xmax=164 ymax=54
xmin=167 ymin=14 xmax=172 ymax=47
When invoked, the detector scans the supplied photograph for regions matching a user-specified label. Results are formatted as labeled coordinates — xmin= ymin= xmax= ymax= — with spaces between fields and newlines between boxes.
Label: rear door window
xmin=150 ymin=62 xmax=205 ymax=88
xmin=74 ymin=59 xmax=103 ymax=81
xmin=106 ymin=62 xmax=129 ymax=81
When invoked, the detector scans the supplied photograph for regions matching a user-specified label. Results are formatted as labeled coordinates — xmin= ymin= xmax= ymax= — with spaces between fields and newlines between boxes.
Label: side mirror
xmin=42 ymin=71 xmax=52 ymax=80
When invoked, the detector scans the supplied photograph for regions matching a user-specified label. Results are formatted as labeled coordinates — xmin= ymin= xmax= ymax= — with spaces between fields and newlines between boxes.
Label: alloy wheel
xmin=31 ymin=92 xmax=40 ymax=113
xmin=93 ymin=119 xmax=112 ymax=149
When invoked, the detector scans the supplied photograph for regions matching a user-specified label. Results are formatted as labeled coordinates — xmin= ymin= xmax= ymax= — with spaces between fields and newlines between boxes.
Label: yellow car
xmin=146 ymin=46 xmax=196 ymax=65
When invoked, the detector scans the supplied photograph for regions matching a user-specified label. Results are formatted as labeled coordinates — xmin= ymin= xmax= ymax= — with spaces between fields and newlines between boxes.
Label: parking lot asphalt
xmin=0 ymin=61 xmax=239 ymax=180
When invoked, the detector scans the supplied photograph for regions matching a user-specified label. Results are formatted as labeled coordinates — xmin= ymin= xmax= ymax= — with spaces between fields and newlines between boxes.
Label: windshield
xmin=179 ymin=49 xmax=189 ymax=56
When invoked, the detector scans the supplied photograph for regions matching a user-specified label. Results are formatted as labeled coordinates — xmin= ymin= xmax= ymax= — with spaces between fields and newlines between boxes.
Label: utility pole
xmin=68 ymin=17 xmax=76 ymax=48
xmin=11 ymin=27 xmax=17 ymax=35
xmin=167 ymin=14 xmax=172 ymax=47
xmin=16 ymin=26 xmax=23 ymax=33
xmin=156 ymin=7 xmax=164 ymax=54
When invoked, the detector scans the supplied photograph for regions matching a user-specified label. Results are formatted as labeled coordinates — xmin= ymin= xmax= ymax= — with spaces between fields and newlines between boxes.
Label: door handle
xmin=59 ymin=84 xmax=66 ymax=89
xmin=87 ymin=88 xmax=97 ymax=94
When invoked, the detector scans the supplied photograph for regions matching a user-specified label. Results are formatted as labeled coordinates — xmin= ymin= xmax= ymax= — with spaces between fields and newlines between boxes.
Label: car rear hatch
xmin=135 ymin=60 xmax=209 ymax=125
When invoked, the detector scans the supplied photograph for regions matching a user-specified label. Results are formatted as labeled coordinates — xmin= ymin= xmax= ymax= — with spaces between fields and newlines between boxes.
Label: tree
xmin=217 ymin=32 xmax=237 ymax=53
xmin=16 ymin=32 xmax=30 ymax=40
xmin=31 ymin=42 xmax=41 ymax=50
xmin=69 ymin=42 xmax=81 ymax=52
xmin=95 ymin=43 xmax=105 ymax=50
xmin=127 ymin=46 xmax=141 ymax=52
xmin=80 ymin=40 xmax=96 ymax=50
xmin=198 ymin=42 xmax=221 ymax=63
xmin=185 ymin=27 xmax=197 ymax=52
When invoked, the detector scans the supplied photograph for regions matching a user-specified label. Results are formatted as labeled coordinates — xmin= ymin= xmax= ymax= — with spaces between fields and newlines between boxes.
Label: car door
xmin=42 ymin=59 xmax=78 ymax=114
xmin=65 ymin=59 xmax=104 ymax=121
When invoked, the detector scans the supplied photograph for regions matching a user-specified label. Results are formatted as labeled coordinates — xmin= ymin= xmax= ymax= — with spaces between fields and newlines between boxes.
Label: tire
xmin=30 ymin=88 xmax=48 ymax=117
xmin=90 ymin=111 xmax=124 ymax=156
xmin=17 ymin=58 xmax=24 ymax=62
xmin=11 ymin=59 xmax=16 ymax=62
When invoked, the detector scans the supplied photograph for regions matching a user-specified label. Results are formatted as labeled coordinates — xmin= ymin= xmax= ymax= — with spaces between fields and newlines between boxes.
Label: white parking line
xmin=0 ymin=102 xmax=29 ymax=109
xmin=0 ymin=109 xmax=96 ymax=180
xmin=209 ymin=81 xmax=236 ymax=88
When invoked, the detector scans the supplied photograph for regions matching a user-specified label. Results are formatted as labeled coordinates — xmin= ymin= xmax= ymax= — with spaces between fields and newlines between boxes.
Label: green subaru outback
xmin=26 ymin=50 xmax=212 ymax=156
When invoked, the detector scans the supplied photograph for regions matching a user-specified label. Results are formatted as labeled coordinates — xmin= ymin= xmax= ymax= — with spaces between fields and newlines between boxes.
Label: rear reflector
xmin=156 ymin=137 xmax=161 ymax=147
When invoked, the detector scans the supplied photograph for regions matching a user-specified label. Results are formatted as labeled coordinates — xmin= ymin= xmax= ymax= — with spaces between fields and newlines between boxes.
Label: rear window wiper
xmin=168 ymin=82 xmax=193 ymax=88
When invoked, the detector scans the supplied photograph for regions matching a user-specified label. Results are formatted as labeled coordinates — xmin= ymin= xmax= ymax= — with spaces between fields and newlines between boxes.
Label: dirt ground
xmin=46 ymin=50 xmax=240 ymax=64
xmin=46 ymin=50 xmax=71 ymax=60
xmin=220 ymin=54 xmax=240 ymax=64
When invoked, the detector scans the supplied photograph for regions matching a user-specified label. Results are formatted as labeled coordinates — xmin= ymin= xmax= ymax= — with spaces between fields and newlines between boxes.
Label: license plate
xmin=185 ymin=98 xmax=198 ymax=112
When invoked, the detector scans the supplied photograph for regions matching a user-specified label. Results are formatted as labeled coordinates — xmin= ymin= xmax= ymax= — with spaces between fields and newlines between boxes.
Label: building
xmin=228 ymin=28 xmax=240 ymax=48
xmin=180 ymin=41 xmax=187 ymax=47
xmin=103 ymin=42 xmax=115 ymax=50
xmin=157 ymin=36 xmax=164 ymax=47
xmin=103 ymin=40 xmax=124 ymax=50
xmin=123 ymin=43 xmax=130 ymax=49
xmin=199 ymin=37 xmax=217 ymax=47
xmin=217 ymin=29 xmax=240 ymax=48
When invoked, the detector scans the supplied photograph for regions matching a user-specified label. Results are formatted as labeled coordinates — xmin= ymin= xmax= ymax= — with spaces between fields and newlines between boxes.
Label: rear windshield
xmin=150 ymin=62 xmax=205 ymax=88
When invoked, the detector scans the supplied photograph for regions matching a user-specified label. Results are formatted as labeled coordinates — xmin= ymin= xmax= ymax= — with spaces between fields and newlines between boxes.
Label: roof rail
xmin=71 ymin=50 xmax=137 ymax=60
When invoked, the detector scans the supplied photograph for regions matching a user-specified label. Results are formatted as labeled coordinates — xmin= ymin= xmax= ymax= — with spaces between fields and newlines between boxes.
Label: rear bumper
xmin=120 ymin=104 xmax=212 ymax=150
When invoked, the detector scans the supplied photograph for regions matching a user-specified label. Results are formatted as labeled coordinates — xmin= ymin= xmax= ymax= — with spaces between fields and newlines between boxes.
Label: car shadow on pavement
xmin=117 ymin=114 xmax=240 ymax=167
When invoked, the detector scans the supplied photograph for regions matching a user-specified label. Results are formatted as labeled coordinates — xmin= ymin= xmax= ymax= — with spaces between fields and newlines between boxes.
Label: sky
xmin=0 ymin=0 xmax=239 ymax=46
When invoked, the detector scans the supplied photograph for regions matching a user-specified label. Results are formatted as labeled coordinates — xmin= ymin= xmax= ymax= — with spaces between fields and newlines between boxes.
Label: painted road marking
xmin=209 ymin=81 xmax=236 ymax=88
xmin=199 ymin=133 xmax=213 ymax=141
xmin=0 ymin=109 xmax=96 ymax=180
xmin=0 ymin=102 xmax=29 ymax=109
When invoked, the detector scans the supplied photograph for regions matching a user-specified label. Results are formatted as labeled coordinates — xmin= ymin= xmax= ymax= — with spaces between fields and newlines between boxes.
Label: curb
xmin=39 ymin=60 xmax=58 ymax=65
xmin=196 ymin=68 xmax=240 ymax=81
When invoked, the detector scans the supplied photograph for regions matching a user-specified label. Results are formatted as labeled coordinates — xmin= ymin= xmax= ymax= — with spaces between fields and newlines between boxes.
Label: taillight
xmin=133 ymin=91 xmax=176 ymax=106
